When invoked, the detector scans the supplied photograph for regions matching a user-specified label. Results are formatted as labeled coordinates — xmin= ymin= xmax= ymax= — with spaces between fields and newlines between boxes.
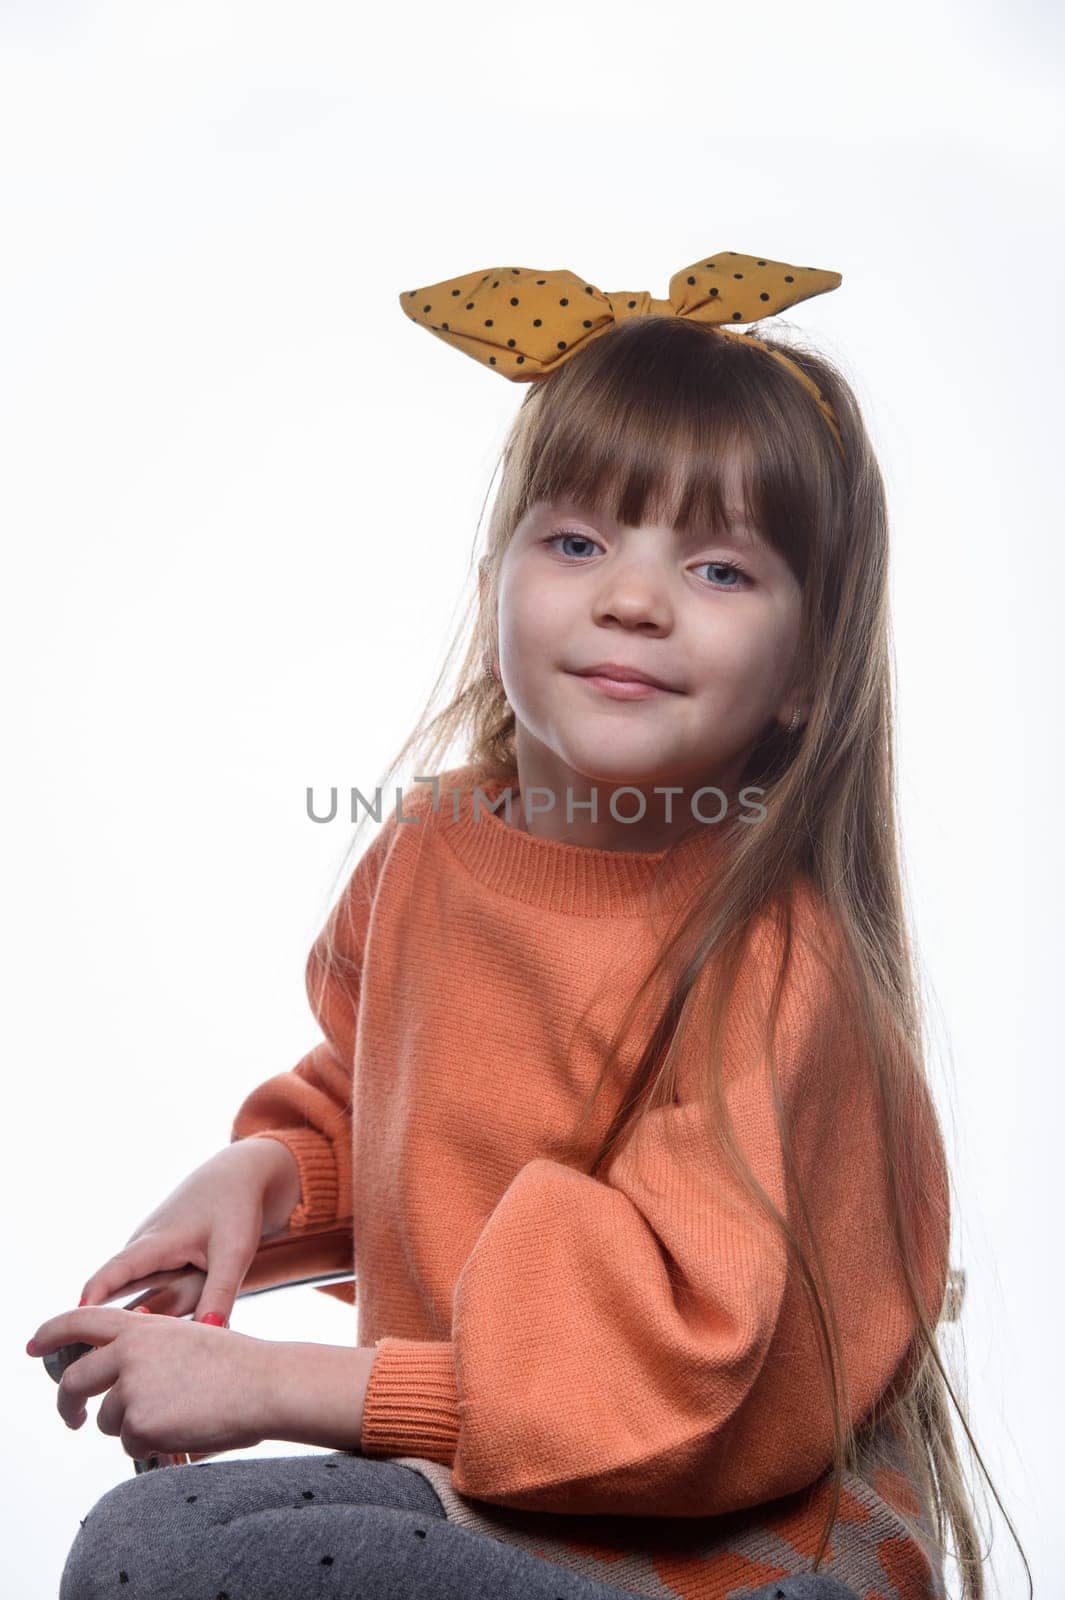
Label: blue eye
xmin=546 ymin=530 xmax=600 ymax=559
xmin=545 ymin=531 xmax=749 ymax=591
xmin=693 ymin=559 xmax=749 ymax=590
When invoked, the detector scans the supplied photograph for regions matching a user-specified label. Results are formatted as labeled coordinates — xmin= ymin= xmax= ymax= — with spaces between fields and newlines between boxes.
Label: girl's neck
xmin=507 ymin=729 xmax=755 ymax=854
xmin=442 ymin=768 xmax=730 ymax=918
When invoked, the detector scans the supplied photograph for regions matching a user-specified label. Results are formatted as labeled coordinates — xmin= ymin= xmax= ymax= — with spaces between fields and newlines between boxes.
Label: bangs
xmin=513 ymin=317 xmax=831 ymax=585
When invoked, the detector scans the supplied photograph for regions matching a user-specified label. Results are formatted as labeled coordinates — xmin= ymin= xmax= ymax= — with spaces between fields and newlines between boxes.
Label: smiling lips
xmin=571 ymin=662 xmax=681 ymax=699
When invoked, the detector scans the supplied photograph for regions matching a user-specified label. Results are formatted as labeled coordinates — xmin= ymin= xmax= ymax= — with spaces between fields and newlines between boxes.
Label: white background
xmin=2 ymin=2 xmax=1060 ymax=1595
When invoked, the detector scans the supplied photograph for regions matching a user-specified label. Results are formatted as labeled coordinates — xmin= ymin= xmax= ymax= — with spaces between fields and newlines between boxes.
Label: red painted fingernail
xmin=78 ymin=1294 xmax=87 ymax=1307
xmin=26 ymin=1338 xmax=38 ymax=1356
xmin=133 ymin=1305 xmax=152 ymax=1314
xmin=199 ymin=1312 xmax=226 ymax=1327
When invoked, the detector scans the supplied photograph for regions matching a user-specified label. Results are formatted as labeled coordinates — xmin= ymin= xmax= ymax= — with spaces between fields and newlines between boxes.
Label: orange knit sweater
xmin=230 ymin=764 xmax=952 ymax=1600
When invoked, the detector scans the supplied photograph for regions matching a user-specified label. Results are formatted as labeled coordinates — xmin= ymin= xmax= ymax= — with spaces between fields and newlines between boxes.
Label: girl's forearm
xmin=264 ymin=1341 xmax=378 ymax=1451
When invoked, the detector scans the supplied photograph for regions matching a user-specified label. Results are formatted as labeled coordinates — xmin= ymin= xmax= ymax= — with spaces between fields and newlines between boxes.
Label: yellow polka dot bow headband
xmin=399 ymin=251 xmax=846 ymax=459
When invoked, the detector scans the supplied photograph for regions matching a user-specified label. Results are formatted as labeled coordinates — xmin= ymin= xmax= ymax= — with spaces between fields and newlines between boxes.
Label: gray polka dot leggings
xmin=59 ymin=1452 xmax=862 ymax=1600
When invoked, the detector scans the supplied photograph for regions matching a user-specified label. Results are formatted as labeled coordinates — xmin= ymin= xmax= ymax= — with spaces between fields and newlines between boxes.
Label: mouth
xmin=569 ymin=663 xmax=681 ymax=696
xmin=569 ymin=669 xmax=680 ymax=702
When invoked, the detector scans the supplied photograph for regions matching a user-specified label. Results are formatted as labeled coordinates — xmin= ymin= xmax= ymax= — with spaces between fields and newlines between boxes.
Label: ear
xmin=775 ymin=665 xmax=812 ymax=731
xmin=774 ymin=697 xmax=809 ymax=733
xmin=774 ymin=678 xmax=807 ymax=731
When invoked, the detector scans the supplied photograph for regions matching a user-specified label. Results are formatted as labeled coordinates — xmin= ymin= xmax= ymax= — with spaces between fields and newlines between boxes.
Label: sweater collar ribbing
xmin=433 ymin=768 xmax=731 ymax=919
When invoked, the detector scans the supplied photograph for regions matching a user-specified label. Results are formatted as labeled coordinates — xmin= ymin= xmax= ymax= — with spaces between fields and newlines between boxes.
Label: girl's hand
xmin=76 ymin=1138 xmax=302 ymax=1326
xmin=27 ymin=1306 xmax=283 ymax=1460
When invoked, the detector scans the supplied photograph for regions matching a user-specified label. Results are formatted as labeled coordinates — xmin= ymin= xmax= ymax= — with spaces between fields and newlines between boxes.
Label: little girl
xmin=34 ymin=251 xmax=1022 ymax=1600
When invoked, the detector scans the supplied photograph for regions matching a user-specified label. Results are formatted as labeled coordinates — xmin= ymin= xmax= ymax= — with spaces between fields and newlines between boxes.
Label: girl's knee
xmin=59 ymin=1471 xmax=199 ymax=1600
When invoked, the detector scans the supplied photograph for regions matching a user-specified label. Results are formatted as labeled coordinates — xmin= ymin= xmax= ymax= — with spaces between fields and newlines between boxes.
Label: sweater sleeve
xmin=229 ymin=810 xmax=398 ymax=1234
xmin=359 ymin=908 xmax=951 ymax=1517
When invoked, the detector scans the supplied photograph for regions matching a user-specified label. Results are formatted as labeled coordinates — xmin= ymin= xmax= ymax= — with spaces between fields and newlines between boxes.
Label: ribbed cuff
xmin=360 ymin=1338 xmax=461 ymax=1463
xmin=244 ymin=1129 xmax=340 ymax=1231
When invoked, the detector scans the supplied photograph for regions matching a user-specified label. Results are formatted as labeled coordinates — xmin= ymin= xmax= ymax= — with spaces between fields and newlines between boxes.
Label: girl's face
xmin=489 ymin=468 xmax=807 ymax=806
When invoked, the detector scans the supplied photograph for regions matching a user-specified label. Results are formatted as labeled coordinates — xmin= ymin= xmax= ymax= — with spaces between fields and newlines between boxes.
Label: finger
xmin=96 ymin=1381 xmax=126 ymax=1441
xmin=112 ymin=1265 xmax=204 ymax=1318
xmin=102 ymin=1267 xmax=198 ymax=1307
xmin=194 ymin=1240 xmax=252 ymax=1325
xmin=81 ymin=1242 xmax=206 ymax=1307
xmin=56 ymin=1345 xmax=122 ymax=1430
xmin=79 ymin=1251 xmax=165 ymax=1306
xmin=125 ymin=1274 xmax=203 ymax=1320
xmin=31 ymin=1306 xmax=140 ymax=1358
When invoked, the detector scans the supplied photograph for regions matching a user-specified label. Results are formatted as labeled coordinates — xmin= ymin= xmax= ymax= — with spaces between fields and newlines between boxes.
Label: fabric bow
xmin=399 ymin=251 xmax=845 ymax=457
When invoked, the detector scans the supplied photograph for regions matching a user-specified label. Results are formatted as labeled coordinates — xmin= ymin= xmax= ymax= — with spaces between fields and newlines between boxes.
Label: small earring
xmin=787 ymin=707 xmax=801 ymax=734
xmin=484 ymin=658 xmax=496 ymax=680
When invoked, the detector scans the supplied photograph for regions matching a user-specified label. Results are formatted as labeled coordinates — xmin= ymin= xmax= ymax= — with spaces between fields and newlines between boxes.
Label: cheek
xmin=694 ymin=610 xmax=794 ymax=708
xmin=500 ymin=570 xmax=571 ymax=659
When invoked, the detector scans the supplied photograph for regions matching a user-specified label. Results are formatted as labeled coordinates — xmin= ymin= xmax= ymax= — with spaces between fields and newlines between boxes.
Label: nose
xmin=591 ymin=551 xmax=673 ymax=633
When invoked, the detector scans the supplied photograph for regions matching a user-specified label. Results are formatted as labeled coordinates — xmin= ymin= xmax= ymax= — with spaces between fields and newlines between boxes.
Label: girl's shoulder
xmin=391 ymin=762 xmax=501 ymax=826
xmin=355 ymin=761 xmax=480 ymax=849
xmin=346 ymin=761 xmax=492 ymax=884
xmin=739 ymin=870 xmax=851 ymax=1014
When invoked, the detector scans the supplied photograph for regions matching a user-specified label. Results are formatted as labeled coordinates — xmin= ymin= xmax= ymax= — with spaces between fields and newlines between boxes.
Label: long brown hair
xmin=317 ymin=314 xmax=1029 ymax=1596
